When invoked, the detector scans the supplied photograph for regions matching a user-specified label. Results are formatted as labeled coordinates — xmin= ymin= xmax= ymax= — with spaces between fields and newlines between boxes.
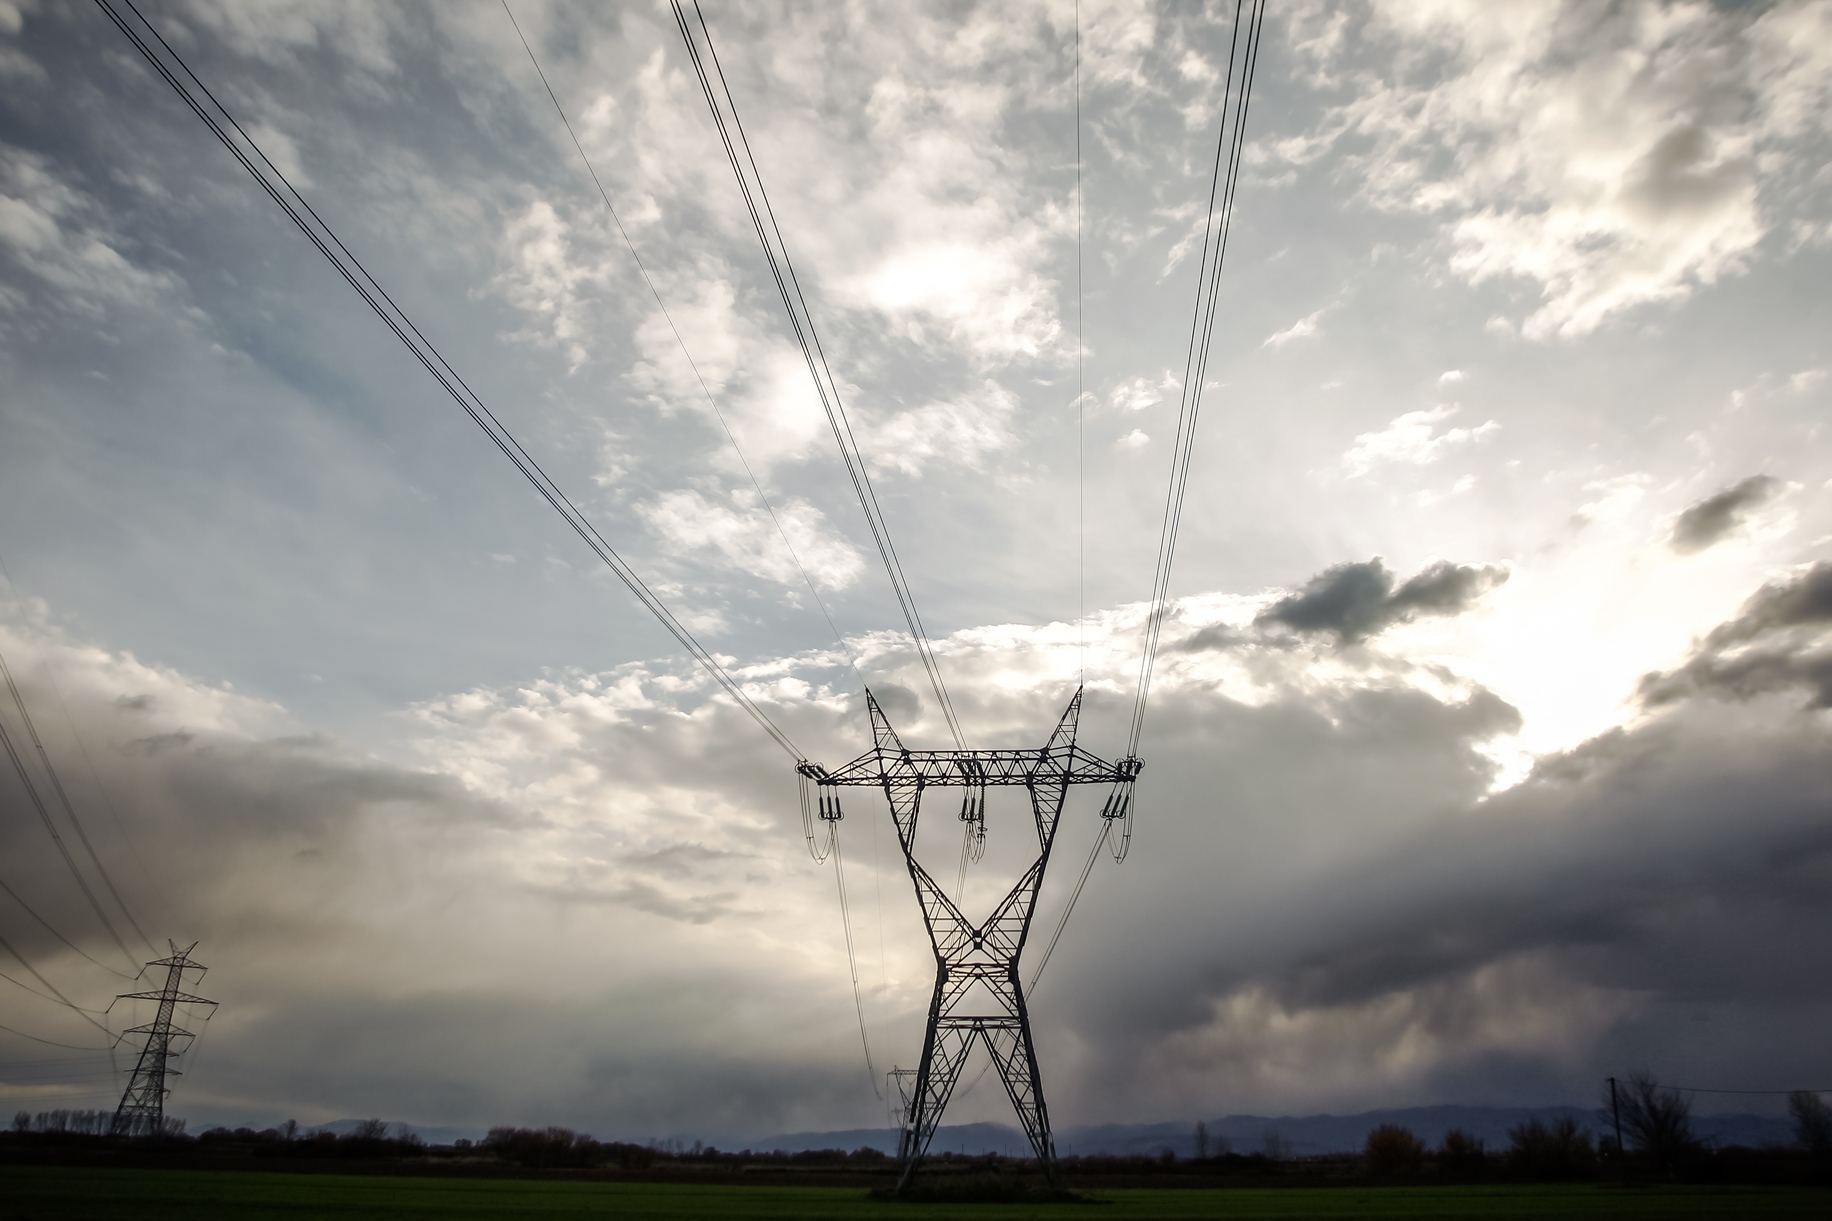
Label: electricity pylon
xmin=799 ymin=688 xmax=1139 ymax=1189
xmin=110 ymin=941 xmax=216 ymax=1137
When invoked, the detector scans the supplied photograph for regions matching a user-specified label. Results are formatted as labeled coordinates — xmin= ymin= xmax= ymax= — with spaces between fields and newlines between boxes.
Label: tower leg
xmin=984 ymin=995 xmax=1057 ymax=1183
xmin=896 ymin=994 xmax=978 ymax=1190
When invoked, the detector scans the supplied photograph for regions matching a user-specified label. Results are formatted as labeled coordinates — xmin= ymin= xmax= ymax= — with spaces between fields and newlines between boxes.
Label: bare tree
xmin=1194 ymin=1120 xmax=1208 ymax=1160
xmin=1790 ymin=1091 xmax=1832 ymax=1158
xmin=1616 ymin=1071 xmax=1694 ymax=1174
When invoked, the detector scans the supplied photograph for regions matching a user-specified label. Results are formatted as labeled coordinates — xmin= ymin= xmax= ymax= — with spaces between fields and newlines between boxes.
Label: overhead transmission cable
xmin=828 ymin=825 xmax=881 ymax=1099
xmin=0 ymin=681 xmax=136 ymax=968
xmin=0 ymin=1022 xmax=113 ymax=1052
xmin=1027 ymin=818 xmax=1105 ymax=991
xmin=0 ymin=647 xmax=154 ymax=956
xmin=0 ymin=555 xmax=175 ymax=928
xmin=389 ymin=2 xmax=883 ymax=1106
xmin=0 ymin=967 xmax=110 ymax=1014
xmin=1639 ymin=1081 xmax=1832 ymax=1096
xmin=1027 ymin=0 xmax=1265 ymax=984
xmin=670 ymin=0 xmax=966 ymax=750
xmin=0 ymin=875 xmax=134 ymax=980
xmin=91 ymin=0 xmax=805 ymax=763
xmin=1075 ymin=0 xmax=1086 ymax=688
xmin=1020 ymin=3 xmax=1094 ymax=999
xmin=0 ymin=931 xmax=114 ymax=1038
xmin=1127 ymin=0 xmax=1264 ymax=760
xmin=499 ymin=1 xmax=863 ymax=685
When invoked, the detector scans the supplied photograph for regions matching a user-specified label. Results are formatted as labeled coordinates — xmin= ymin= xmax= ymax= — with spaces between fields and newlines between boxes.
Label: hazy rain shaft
xmin=3 ymin=0 xmax=1832 ymax=1148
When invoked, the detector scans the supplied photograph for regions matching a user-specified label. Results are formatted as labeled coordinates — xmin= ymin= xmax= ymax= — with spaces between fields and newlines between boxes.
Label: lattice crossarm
xmin=115 ymin=989 xmax=216 ymax=1005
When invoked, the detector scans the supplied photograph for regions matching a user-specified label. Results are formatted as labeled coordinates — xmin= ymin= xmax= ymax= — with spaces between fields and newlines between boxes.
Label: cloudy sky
xmin=3 ymin=0 xmax=1832 ymax=1141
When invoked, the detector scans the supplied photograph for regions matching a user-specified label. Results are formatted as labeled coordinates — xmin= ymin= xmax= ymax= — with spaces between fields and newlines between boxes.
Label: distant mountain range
xmin=753 ymin=1104 xmax=1800 ymax=1158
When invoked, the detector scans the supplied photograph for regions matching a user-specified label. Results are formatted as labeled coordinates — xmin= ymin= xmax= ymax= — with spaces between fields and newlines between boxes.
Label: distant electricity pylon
xmin=800 ymin=689 xmax=1139 ymax=1189
xmin=110 ymin=942 xmax=217 ymax=1137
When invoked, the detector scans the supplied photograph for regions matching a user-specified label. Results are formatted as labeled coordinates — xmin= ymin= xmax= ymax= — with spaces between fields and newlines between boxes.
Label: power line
xmin=0 ymin=1054 xmax=119 ymax=1067
xmin=499 ymin=0 xmax=863 ymax=686
xmin=829 ymin=824 xmax=880 ymax=1100
xmin=0 ymin=1023 xmax=113 ymax=1052
xmin=0 ymin=674 xmax=136 ymax=967
xmin=1027 ymin=817 xmax=1108 ymax=992
xmin=0 ymin=554 xmax=175 ymax=932
xmin=1075 ymin=0 xmax=1086 ymax=688
xmin=670 ymin=0 xmax=966 ymax=749
xmin=0 ymin=646 xmax=154 ymax=955
xmin=0 ymin=874 xmax=136 ymax=981
xmin=1127 ymin=0 xmax=1265 ymax=759
xmin=91 ymin=0 xmax=805 ymax=763
xmin=0 ymin=931 xmax=115 ymax=1038
xmin=1657 ymin=1083 xmax=1832 ymax=1096
xmin=0 ymin=968 xmax=110 ymax=1015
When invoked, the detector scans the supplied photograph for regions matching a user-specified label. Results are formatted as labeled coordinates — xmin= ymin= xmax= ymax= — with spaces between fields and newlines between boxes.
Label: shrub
xmin=1439 ymin=1128 xmax=1485 ymax=1173
xmin=1508 ymin=1116 xmax=1594 ymax=1180
xmin=1364 ymin=1124 xmax=1425 ymax=1175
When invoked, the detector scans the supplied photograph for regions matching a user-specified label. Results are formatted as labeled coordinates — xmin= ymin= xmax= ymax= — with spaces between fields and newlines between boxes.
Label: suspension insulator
xmin=820 ymin=787 xmax=843 ymax=822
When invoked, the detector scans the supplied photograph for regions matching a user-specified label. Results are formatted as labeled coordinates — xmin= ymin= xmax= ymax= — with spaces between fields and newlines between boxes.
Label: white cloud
xmin=1106 ymin=372 xmax=1177 ymax=412
xmin=1342 ymin=406 xmax=1499 ymax=476
xmin=1281 ymin=0 xmax=1832 ymax=338
xmin=0 ymin=146 xmax=181 ymax=322
xmin=489 ymin=199 xmax=613 ymax=371
xmin=181 ymin=0 xmax=400 ymax=78
xmin=861 ymin=380 xmax=1017 ymax=477
xmin=1115 ymin=428 xmax=1150 ymax=450
xmin=1263 ymin=307 xmax=1325 ymax=347
xmin=844 ymin=232 xmax=1063 ymax=362
xmin=639 ymin=488 xmax=865 ymax=592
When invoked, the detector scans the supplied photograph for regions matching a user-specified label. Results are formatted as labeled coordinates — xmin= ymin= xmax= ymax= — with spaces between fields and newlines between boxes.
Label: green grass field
xmin=3 ymin=1166 xmax=1830 ymax=1220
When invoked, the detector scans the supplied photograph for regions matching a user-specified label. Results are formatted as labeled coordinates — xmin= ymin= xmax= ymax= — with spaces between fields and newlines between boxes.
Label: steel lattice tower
xmin=111 ymin=941 xmax=216 ymax=1137
xmin=799 ymin=688 xmax=1139 ymax=1188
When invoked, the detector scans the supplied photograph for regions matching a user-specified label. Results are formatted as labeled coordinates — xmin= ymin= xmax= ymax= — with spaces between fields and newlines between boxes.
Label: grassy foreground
xmin=4 ymin=1166 xmax=1831 ymax=1220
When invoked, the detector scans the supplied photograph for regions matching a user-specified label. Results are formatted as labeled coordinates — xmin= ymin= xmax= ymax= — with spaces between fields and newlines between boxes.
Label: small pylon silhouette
xmin=111 ymin=941 xmax=216 ymax=1137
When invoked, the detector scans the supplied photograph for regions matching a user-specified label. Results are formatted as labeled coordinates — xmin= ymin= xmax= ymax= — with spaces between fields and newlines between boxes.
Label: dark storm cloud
xmin=1670 ymin=475 xmax=1779 ymax=553
xmin=0 ymin=721 xmax=506 ymax=966
xmin=1641 ymin=560 xmax=1832 ymax=706
xmin=1254 ymin=558 xmax=1508 ymax=644
xmin=1257 ymin=707 xmax=1832 ymax=1013
xmin=1047 ymin=583 xmax=1832 ymax=1115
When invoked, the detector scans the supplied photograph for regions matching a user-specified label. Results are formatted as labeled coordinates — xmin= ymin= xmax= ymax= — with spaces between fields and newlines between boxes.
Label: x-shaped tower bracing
xmin=798 ymin=688 xmax=1140 ymax=1188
